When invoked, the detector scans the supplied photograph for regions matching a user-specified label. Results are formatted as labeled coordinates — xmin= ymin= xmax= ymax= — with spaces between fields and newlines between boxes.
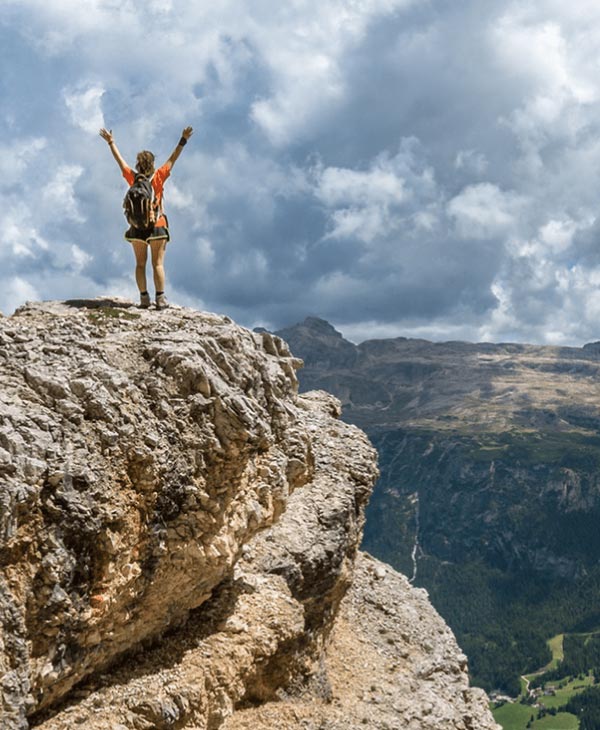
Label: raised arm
xmin=99 ymin=128 xmax=129 ymax=174
xmin=164 ymin=126 xmax=193 ymax=171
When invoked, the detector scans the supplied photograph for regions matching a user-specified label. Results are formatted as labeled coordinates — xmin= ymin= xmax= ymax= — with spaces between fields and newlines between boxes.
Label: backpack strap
xmin=140 ymin=172 xmax=161 ymax=214
xmin=150 ymin=172 xmax=165 ymax=218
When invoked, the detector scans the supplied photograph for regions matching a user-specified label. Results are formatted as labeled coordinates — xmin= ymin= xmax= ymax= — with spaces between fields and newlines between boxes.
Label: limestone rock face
xmin=0 ymin=299 xmax=497 ymax=730
xmin=0 ymin=299 xmax=323 ymax=724
xmin=224 ymin=553 xmax=500 ymax=730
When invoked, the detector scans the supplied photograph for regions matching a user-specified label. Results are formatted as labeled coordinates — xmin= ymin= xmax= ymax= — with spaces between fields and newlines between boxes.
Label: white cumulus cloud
xmin=64 ymin=84 xmax=105 ymax=134
xmin=448 ymin=184 xmax=524 ymax=240
xmin=42 ymin=165 xmax=85 ymax=223
xmin=0 ymin=276 xmax=39 ymax=315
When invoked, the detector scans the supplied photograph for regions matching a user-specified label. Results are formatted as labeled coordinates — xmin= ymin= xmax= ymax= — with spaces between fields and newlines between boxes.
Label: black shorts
xmin=124 ymin=222 xmax=170 ymax=243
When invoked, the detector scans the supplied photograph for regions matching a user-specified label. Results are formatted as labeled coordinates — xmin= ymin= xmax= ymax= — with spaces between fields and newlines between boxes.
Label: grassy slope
xmin=547 ymin=636 xmax=565 ymax=668
xmin=493 ymin=704 xmax=578 ymax=730
xmin=493 ymin=634 xmax=585 ymax=730
xmin=534 ymin=714 xmax=579 ymax=730
xmin=539 ymin=676 xmax=594 ymax=710
xmin=493 ymin=703 xmax=536 ymax=730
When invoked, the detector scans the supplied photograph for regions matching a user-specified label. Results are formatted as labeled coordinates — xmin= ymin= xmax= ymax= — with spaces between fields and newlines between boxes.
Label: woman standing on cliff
xmin=99 ymin=126 xmax=193 ymax=309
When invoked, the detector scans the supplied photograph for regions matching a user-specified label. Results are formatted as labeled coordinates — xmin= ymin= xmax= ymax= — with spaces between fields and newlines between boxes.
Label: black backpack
xmin=123 ymin=173 xmax=156 ymax=229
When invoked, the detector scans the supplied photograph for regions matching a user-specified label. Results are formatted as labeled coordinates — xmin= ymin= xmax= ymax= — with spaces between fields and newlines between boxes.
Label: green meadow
xmin=492 ymin=633 xmax=584 ymax=730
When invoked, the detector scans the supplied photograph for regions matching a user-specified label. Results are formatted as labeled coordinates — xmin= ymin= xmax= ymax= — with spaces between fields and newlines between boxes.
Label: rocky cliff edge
xmin=0 ymin=299 xmax=498 ymax=729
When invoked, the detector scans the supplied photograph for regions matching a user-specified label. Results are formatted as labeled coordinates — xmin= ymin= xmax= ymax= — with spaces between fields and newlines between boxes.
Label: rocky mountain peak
xmin=0 ymin=298 xmax=498 ymax=730
xmin=274 ymin=317 xmax=357 ymax=370
xmin=301 ymin=316 xmax=346 ymax=337
xmin=276 ymin=315 xmax=351 ymax=344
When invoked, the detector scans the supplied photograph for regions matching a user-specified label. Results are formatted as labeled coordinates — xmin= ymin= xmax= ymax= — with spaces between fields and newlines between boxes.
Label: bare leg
xmin=149 ymin=238 xmax=168 ymax=293
xmin=131 ymin=240 xmax=149 ymax=292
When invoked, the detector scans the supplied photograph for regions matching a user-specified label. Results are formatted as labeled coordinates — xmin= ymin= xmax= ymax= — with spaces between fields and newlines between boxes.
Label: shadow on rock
xmin=30 ymin=575 xmax=256 ymax=728
xmin=64 ymin=299 xmax=136 ymax=311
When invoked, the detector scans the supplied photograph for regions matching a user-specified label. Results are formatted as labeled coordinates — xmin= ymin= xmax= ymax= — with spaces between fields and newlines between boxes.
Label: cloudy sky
xmin=3 ymin=0 xmax=600 ymax=345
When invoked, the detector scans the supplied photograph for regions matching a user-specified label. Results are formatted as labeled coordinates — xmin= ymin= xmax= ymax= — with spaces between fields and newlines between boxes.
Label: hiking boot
xmin=139 ymin=292 xmax=151 ymax=309
xmin=155 ymin=293 xmax=169 ymax=310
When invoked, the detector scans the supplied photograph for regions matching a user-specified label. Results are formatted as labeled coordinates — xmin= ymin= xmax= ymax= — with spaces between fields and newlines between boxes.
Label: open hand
xmin=99 ymin=128 xmax=114 ymax=144
xmin=181 ymin=126 xmax=194 ymax=140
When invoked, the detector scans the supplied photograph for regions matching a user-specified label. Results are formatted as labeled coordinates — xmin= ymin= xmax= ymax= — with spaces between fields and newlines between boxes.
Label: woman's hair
xmin=136 ymin=150 xmax=155 ymax=176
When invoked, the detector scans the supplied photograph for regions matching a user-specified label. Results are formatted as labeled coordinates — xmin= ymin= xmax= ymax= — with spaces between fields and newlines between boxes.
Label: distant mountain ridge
xmin=275 ymin=316 xmax=600 ymax=430
xmin=274 ymin=316 xmax=600 ymax=694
